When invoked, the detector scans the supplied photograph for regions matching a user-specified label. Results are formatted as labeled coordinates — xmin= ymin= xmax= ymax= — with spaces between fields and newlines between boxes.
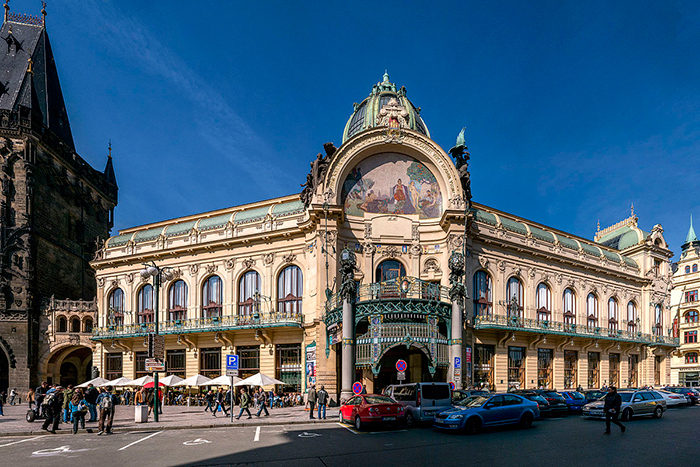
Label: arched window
xmin=694 ymin=264 xmax=699 ymax=273
xmin=473 ymin=271 xmax=493 ymax=317
xmin=654 ymin=304 xmax=663 ymax=336
xmin=686 ymin=352 xmax=699 ymax=364
xmin=57 ymin=315 xmax=67 ymax=333
xmin=506 ymin=277 xmax=523 ymax=317
xmin=376 ymin=260 xmax=406 ymax=282
xmin=168 ymin=280 xmax=188 ymax=321
xmin=536 ymin=283 xmax=551 ymax=321
xmin=608 ymin=298 xmax=619 ymax=331
xmin=84 ymin=318 xmax=93 ymax=333
xmin=108 ymin=288 xmax=125 ymax=327
xmin=203 ymin=275 xmax=223 ymax=319
xmin=563 ymin=288 xmax=575 ymax=325
xmin=586 ymin=293 xmax=598 ymax=328
xmin=238 ymin=271 xmax=260 ymax=316
xmin=70 ymin=317 xmax=81 ymax=333
xmin=137 ymin=284 xmax=154 ymax=324
xmin=685 ymin=310 xmax=699 ymax=323
xmin=627 ymin=302 xmax=637 ymax=332
xmin=278 ymin=266 xmax=303 ymax=315
xmin=686 ymin=266 xmax=691 ymax=274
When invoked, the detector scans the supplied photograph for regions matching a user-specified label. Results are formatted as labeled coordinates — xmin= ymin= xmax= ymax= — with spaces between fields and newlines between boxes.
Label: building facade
xmin=670 ymin=218 xmax=700 ymax=387
xmin=91 ymin=73 xmax=677 ymax=403
xmin=0 ymin=7 xmax=118 ymax=394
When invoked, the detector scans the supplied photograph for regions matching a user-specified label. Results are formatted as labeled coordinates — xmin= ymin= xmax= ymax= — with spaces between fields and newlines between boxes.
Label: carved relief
xmin=528 ymin=267 xmax=536 ymax=279
xmin=423 ymin=258 xmax=441 ymax=274
xmin=97 ymin=277 xmax=105 ymax=288
xmin=498 ymin=260 xmax=506 ymax=272
xmin=410 ymin=244 xmax=421 ymax=257
xmin=362 ymin=242 xmax=375 ymax=255
xmin=205 ymin=264 xmax=218 ymax=275
xmin=242 ymin=258 xmax=255 ymax=270
xmin=189 ymin=264 xmax=199 ymax=276
xmin=449 ymin=234 xmax=464 ymax=250
xmin=283 ymin=252 xmax=297 ymax=264
xmin=412 ymin=225 xmax=419 ymax=241
xmin=381 ymin=245 xmax=400 ymax=258
xmin=224 ymin=259 xmax=235 ymax=270
xmin=364 ymin=224 xmax=372 ymax=239
xmin=478 ymin=256 xmax=489 ymax=269
xmin=263 ymin=253 xmax=275 ymax=266
xmin=449 ymin=195 xmax=465 ymax=210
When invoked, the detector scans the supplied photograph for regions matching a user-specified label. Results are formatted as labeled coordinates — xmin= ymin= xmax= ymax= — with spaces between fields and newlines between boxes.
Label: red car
xmin=339 ymin=394 xmax=405 ymax=430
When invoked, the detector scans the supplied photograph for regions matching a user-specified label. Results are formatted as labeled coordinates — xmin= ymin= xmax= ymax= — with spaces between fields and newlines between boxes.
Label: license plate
xmin=383 ymin=416 xmax=396 ymax=421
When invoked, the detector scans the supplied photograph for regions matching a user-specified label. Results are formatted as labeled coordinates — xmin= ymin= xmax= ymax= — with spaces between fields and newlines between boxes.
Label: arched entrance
xmin=60 ymin=362 xmax=78 ymax=387
xmin=0 ymin=350 xmax=8 ymax=394
xmin=372 ymin=344 xmax=446 ymax=393
xmin=45 ymin=346 xmax=92 ymax=386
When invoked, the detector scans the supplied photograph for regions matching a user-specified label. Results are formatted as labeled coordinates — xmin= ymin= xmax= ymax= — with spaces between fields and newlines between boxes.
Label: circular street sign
xmin=396 ymin=360 xmax=407 ymax=372
xmin=352 ymin=381 xmax=364 ymax=395
xmin=449 ymin=382 xmax=455 ymax=391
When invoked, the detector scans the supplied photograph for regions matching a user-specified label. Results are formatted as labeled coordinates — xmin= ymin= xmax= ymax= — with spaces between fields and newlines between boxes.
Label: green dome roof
xmin=342 ymin=72 xmax=429 ymax=143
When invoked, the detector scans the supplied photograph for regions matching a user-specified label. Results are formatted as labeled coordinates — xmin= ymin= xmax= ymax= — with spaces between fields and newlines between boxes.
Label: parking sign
xmin=454 ymin=356 xmax=461 ymax=369
xmin=227 ymin=355 xmax=239 ymax=370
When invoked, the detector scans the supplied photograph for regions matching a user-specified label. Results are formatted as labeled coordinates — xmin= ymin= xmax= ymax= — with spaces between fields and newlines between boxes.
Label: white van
xmin=383 ymin=382 xmax=452 ymax=426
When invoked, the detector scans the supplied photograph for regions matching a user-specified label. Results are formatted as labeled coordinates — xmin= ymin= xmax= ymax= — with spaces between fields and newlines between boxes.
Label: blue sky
xmin=16 ymin=0 xmax=700 ymax=257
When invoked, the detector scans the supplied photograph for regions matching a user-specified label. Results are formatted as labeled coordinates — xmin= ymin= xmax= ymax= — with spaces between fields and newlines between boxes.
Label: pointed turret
xmin=683 ymin=215 xmax=699 ymax=250
xmin=104 ymin=141 xmax=117 ymax=188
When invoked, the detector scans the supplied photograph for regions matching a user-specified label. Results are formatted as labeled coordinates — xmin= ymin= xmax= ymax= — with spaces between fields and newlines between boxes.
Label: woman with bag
xmin=69 ymin=389 xmax=88 ymax=434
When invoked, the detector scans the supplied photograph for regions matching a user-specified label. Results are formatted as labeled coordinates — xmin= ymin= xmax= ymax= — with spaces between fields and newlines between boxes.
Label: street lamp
xmin=140 ymin=261 xmax=173 ymax=422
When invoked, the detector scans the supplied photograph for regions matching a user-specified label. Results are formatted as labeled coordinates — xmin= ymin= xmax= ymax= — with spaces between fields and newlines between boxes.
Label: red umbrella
xmin=143 ymin=381 xmax=165 ymax=388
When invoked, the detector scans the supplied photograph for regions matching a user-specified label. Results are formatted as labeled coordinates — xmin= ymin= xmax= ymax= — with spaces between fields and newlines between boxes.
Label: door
xmin=502 ymin=395 xmax=525 ymax=422
xmin=482 ymin=395 xmax=508 ymax=425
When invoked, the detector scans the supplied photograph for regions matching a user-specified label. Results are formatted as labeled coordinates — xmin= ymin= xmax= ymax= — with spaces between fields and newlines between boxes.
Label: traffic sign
xmin=352 ymin=382 xmax=363 ymax=395
xmin=454 ymin=356 xmax=461 ymax=369
xmin=449 ymin=382 xmax=455 ymax=391
xmin=145 ymin=358 xmax=165 ymax=372
xmin=397 ymin=371 xmax=406 ymax=381
xmin=226 ymin=369 xmax=239 ymax=377
xmin=396 ymin=359 xmax=407 ymax=372
xmin=226 ymin=354 xmax=239 ymax=370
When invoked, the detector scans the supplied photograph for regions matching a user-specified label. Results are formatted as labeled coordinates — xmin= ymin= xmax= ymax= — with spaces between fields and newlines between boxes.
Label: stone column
xmin=448 ymin=250 xmax=466 ymax=390
xmin=339 ymin=248 xmax=357 ymax=403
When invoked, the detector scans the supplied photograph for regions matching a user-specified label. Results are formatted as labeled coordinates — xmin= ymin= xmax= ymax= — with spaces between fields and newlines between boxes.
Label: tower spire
xmin=686 ymin=214 xmax=698 ymax=245
xmin=4 ymin=1 xmax=9 ymax=22
xmin=41 ymin=1 xmax=46 ymax=26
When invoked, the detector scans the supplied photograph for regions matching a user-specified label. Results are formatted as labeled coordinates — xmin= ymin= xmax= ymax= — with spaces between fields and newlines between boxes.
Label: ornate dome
xmin=342 ymin=72 xmax=430 ymax=143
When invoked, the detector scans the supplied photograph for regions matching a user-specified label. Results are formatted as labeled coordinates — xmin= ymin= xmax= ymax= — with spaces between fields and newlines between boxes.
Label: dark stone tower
xmin=0 ymin=4 xmax=117 ymax=393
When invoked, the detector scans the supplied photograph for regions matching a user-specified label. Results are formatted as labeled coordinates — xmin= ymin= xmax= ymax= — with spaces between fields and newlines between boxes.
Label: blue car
xmin=433 ymin=393 xmax=539 ymax=434
xmin=559 ymin=391 xmax=587 ymax=412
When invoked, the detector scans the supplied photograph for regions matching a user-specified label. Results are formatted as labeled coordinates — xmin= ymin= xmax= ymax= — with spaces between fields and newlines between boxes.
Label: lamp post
xmin=140 ymin=262 xmax=173 ymax=422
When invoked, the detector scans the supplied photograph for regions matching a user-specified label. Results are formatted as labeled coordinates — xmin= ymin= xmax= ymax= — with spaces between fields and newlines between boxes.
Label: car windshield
xmin=619 ymin=393 xmax=633 ymax=402
xmin=568 ymin=392 xmax=585 ymax=400
xmin=458 ymin=395 xmax=489 ymax=407
xmin=364 ymin=396 xmax=395 ymax=404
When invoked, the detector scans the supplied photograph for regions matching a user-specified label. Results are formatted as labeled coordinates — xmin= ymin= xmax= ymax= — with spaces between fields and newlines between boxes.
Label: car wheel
xmin=339 ymin=411 xmax=344 ymax=424
xmin=652 ymin=406 xmax=663 ymax=419
xmin=621 ymin=408 xmax=632 ymax=422
xmin=520 ymin=412 xmax=534 ymax=429
xmin=405 ymin=411 xmax=414 ymax=428
xmin=26 ymin=410 xmax=35 ymax=423
xmin=354 ymin=415 xmax=363 ymax=431
xmin=464 ymin=417 xmax=481 ymax=435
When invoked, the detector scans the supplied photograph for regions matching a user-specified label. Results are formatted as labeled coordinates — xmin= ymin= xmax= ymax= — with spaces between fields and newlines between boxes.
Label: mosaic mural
xmin=342 ymin=153 xmax=442 ymax=219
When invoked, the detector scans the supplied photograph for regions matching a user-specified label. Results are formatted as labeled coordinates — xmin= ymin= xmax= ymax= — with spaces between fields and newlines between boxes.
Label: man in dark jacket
xmin=255 ymin=387 xmax=269 ymax=417
xmin=317 ymin=385 xmax=329 ymax=420
xmin=603 ymin=386 xmax=626 ymax=434
xmin=35 ymin=382 xmax=48 ymax=417
xmin=96 ymin=386 xmax=119 ymax=435
xmin=41 ymin=386 xmax=64 ymax=433
xmin=307 ymin=385 xmax=317 ymax=419
xmin=85 ymin=383 xmax=99 ymax=421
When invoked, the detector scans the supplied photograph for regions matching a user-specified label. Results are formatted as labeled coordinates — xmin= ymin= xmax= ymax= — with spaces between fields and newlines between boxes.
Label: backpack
xmin=78 ymin=400 xmax=89 ymax=413
xmin=100 ymin=395 xmax=114 ymax=411
xmin=42 ymin=392 xmax=57 ymax=407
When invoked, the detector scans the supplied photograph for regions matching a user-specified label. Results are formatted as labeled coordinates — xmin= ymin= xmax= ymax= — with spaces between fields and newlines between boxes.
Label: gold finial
xmin=26 ymin=57 xmax=33 ymax=75
xmin=631 ymin=203 xmax=635 ymax=217
xmin=41 ymin=1 xmax=46 ymax=25
xmin=597 ymin=220 xmax=600 ymax=232
xmin=108 ymin=139 xmax=112 ymax=158
xmin=4 ymin=1 xmax=9 ymax=23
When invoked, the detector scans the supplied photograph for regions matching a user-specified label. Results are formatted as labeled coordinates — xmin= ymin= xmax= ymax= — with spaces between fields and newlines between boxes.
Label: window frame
xmin=473 ymin=271 xmax=493 ymax=317
xmin=536 ymin=283 xmax=552 ymax=322
xmin=277 ymin=266 xmax=303 ymax=315
xmin=168 ymin=279 xmax=188 ymax=321
xmin=202 ymin=275 xmax=223 ymax=319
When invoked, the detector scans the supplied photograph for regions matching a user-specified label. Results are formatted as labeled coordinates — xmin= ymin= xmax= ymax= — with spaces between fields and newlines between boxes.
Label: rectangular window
xmin=537 ymin=349 xmax=553 ymax=389
xmin=135 ymin=351 xmax=148 ymax=379
xmin=276 ymin=344 xmax=302 ymax=393
xmin=167 ymin=349 xmax=186 ymax=378
xmin=654 ymin=356 xmax=662 ymax=386
xmin=200 ymin=347 xmax=221 ymax=379
xmin=686 ymin=290 xmax=698 ymax=303
xmin=628 ymin=354 xmax=638 ymax=388
xmin=564 ymin=350 xmax=578 ymax=389
xmin=508 ymin=347 xmax=526 ymax=390
xmin=474 ymin=345 xmax=495 ymax=390
xmin=609 ymin=353 xmax=620 ymax=388
xmin=685 ymin=331 xmax=698 ymax=344
xmin=237 ymin=345 xmax=260 ymax=379
xmin=588 ymin=352 xmax=600 ymax=389
xmin=105 ymin=353 xmax=123 ymax=380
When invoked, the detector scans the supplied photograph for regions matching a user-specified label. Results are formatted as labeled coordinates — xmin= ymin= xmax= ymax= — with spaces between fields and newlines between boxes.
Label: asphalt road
xmin=1 ymin=405 xmax=697 ymax=466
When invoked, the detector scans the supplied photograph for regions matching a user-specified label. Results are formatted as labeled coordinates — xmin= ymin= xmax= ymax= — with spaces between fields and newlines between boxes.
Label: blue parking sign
xmin=454 ymin=356 xmax=461 ymax=369
xmin=227 ymin=355 xmax=239 ymax=370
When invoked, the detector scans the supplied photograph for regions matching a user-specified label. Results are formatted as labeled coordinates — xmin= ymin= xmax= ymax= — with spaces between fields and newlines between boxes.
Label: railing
xmin=92 ymin=311 xmax=303 ymax=339
xmin=475 ymin=314 xmax=679 ymax=346
xmin=356 ymin=322 xmax=449 ymax=367
xmin=326 ymin=276 xmax=451 ymax=311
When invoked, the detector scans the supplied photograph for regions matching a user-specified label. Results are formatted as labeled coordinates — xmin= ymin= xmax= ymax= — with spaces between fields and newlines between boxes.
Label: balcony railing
xmin=475 ymin=313 xmax=679 ymax=347
xmin=92 ymin=311 xmax=303 ymax=339
xmin=326 ymin=276 xmax=451 ymax=311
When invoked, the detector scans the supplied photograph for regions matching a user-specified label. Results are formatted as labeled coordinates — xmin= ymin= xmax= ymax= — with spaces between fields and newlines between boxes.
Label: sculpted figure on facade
xmin=339 ymin=248 xmax=357 ymax=301
xmin=448 ymin=127 xmax=472 ymax=209
xmin=448 ymin=250 xmax=466 ymax=302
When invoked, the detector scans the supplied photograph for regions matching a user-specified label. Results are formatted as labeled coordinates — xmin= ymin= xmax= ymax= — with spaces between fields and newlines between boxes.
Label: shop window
xmin=588 ymin=352 xmax=600 ymax=389
xmin=278 ymin=266 xmax=303 ymax=315
xmin=137 ymin=284 xmax=154 ymax=324
xmin=200 ymin=347 xmax=221 ymax=379
xmin=474 ymin=345 xmax=495 ymax=390
xmin=168 ymin=280 xmax=188 ymax=321
xmin=507 ymin=347 xmax=525 ymax=390
xmin=537 ymin=348 xmax=553 ymax=389
xmin=105 ymin=353 xmax=123 ymax=380
xmin=628 ymin=354 xmax=638 ymax=388
xmin=536 ymin=283 xmax=551 ymax=321
xmin=564 ymin=350 xmax=577 ymax=389
xmin=276 ymin=344 xmax=302 ymax=392
xmin=686 ymin=353 xmax=699 ymax=364
xmin=134 ymin=351 xmax=148 ymax=379
xmin=609 ymin=353 xmax=620 ymax=387
xmin=473 ymin=271 xmax=493 ymax=317
xmin=203 ymin=275 xmax=223 ymax=319
xmin=237 ymin=345 xmax=260 ymax=379
xmin=654 ymin=356 xmax=662 ymax=386
xmin=108 ymin=288 xmax=125 ymax=326
xmin=167 ymin=349 xmax=186 ymax=378
xmin=563 ymin=288 xmax=576 ymax=325
xmin=238 ymin=271 xmax=261 ymax=316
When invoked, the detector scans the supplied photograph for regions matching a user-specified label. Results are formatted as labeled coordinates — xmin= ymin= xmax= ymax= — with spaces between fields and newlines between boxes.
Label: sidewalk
xmin=0 ymin=403 xmax=338 ymax=437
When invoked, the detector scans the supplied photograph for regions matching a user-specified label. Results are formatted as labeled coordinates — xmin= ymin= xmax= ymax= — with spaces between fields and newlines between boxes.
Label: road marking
xmin=0 ymin=435 xmax=47 ymax=447
xmin=183 ymin=438 xmax=211 ymax=446
xmin=369 ymin=429 xmax=407 ymax=435
xmin=118 ymin=431 xmax=162 ymax=451
xmin=298 ymin=432 xmax=322 ymax=438
xmin=337 ymin=422 xmax=360 ymax=435
xmin=32 ymin=445 xmax=91 ymax=457
xmin=254 ymin=426 xmax=260 ymax=442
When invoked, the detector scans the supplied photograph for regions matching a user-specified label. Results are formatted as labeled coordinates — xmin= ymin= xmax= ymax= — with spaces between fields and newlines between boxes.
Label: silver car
xmin=581 ymin=390 xmax=666 ymax=421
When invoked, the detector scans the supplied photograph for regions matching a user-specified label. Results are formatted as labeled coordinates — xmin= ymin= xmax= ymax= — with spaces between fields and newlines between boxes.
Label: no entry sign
xmin=449 ymin=382 xmax=455 ymax=391
xmin=352 ymin=382 xmax=364 ymax=395
xmin=396 ymin=359 xmax=407 ymax=372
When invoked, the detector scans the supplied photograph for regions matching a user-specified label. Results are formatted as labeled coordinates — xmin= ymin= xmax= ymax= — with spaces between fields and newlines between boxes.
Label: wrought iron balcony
xmin=474 ymin=314 xmax=679 ymax=347
xmin=91 ymin=311 xmax=303 ymax=339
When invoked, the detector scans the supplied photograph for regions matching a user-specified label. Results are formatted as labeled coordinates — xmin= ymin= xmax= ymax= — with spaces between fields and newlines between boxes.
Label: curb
xmin=0 ymin=417 xmax=339 ymax=438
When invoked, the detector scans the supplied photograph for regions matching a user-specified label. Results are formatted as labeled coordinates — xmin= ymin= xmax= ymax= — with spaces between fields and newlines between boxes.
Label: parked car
xmin=656 ymin=390 xmax=687 ymax=407
xmin=559 ymin=391 xmax=587 ymax=412
xmin=382 ymin=382 xmax=452 ymax=426
xmin=510 ymin=390 xmax=551 ymax=416
xmin=582 ymin=389 xmax=666 ymax=421
xmin=452 ymin=389 xmax=490 ymax=404
xmin=339 ymin=394 xmax=405 ymax=430
xmin=532 ymin=390 xmax=569 ymax=414
xmin=663 ymin=387 xmax=699 ymax=405
xmin=581 ymin=389 xmax=607 ymax=403
xmin=433 ymin=393 xmax=539 ymax=433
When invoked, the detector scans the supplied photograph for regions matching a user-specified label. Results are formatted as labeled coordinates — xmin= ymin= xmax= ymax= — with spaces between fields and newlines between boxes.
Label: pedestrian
xmin=9 ymin=388 xmax=17 ymax=405
xmin=85 ymin=383 xmax=99 ymax=422
xmin=135 ymin=387 xmax=144 ymax=406
xmin=213 ymin=387 xmax=229 ymax=417
xmin=35 ymin=381 xmax=49 ymax=417
xmin=204 ymin=390 xmax=215 ymax=413
xmin=146 ymin=388 xmax=155 ymax=416
xmin=26 ymin=388 xmax=35 ymax=409
xmin=41 ymin=386 xmax=64 ymax=433
xmin=235 ymin=388 xmax=252 ymax=419
xmin=307 ymin=384 xmax=317 ymax=419
xmin=63 ymin=384 xmax=74 ymax=423
xmin=603 ymin=386 xmax=626 ymax=435
xmin=123 ymin=388 xmax=132 ymax=406
xmin=69 ymin=389 xmax=88 ymax=434
xmin=256 ymin=387 xmax=269 ymax=417
xmin=577 ymin=385 xmax=583 ymax=393
xmin=0 ymin=391 xmax=4 ymax=416
xmin=96 ymin=385 xmax=118 ymax=435
xmin=317 ymin=385 xmax=329 ymax=420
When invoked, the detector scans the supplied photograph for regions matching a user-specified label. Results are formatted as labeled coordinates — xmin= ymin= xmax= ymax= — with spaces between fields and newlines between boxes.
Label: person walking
xmin=235 ymin=388 xmax=252 ymax=419
xmin=9 ymin=388 xmax=17 ymax=405
xmin=255 ymin=387 xmax=269 ymax=417
xmin=213 ymin=388 xmax=229 ymax=417
xmin=96 ymin=385 xmax=118 ymax=435
xmin=204 ymin=390 xmax=215 ymax=413
xmin=317 ymin=385 xmax=329 ymax=420
xmin=62 ymin=384 xmax=74 ymax=423
xmin=69 ymin=389 xmax=88 ymax=434
xmin=35 ymin=382 xmax=49 ymax=417
xmin=135 ymin=387 xmax=144 ymax=406
xmin=0 ymin=391 xmax=4 ymax=416
xmin=26 ymin=388 xmax=35 ymax=409
xmin=41 ymin=386 xmax=64 ymax=433
xmin=603 ymin=386 xmax=626 ymax=435
xmin=85 ymin=383 xmax=99 ymax=422
xmin=307 ymin=384 xmax=317 ymax=419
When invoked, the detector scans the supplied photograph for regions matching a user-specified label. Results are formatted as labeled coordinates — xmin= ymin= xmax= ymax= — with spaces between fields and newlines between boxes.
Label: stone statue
xmin=448 ymin=250 xmax=466 ymax=302
xmin=300 ymin=142 xmax=337 ymax=209
xmin=449 ymin=128 xmax=472 ymax=209
xmin=339 ymin=248 xmax=358 ymax=301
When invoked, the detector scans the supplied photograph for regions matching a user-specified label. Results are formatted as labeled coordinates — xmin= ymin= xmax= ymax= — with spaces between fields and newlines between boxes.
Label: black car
xmin=511 ymin=390 xmax=551 ymax=416
xmin=452 ymin=389 xmax=490 ymax=404
xmin=664 ymin=387 xmax=699 ymax=405
xmin=581 ymin=390 xmax=606 ymax=403
xmin=532 ymin=390 xmax=569 ymax=414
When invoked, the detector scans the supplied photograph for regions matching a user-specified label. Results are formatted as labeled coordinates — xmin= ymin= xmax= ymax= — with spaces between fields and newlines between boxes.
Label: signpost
xmin=145 ymin=358 xmax=166 ymax=372
xmin=352 ymin=382 xmax=363 ymax=395
xmin=454 ymin=356 xmax=461 ymax=379
xmin=397 ymin=371 xmax=406 ymax=381
xmin=449 ymin=382 xmax=455 ymax=391
xmin=396 ymin=360 xmax=407 ymax=382
xmin=227 ymin=355 xmax=239 ymax=422
xmin=396 ymin=360 xmax=407 ymax=372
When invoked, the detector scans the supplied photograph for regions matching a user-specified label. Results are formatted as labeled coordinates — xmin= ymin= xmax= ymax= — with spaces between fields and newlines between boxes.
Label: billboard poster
xmin=305 ymin=341 xmax=317 ymax=388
